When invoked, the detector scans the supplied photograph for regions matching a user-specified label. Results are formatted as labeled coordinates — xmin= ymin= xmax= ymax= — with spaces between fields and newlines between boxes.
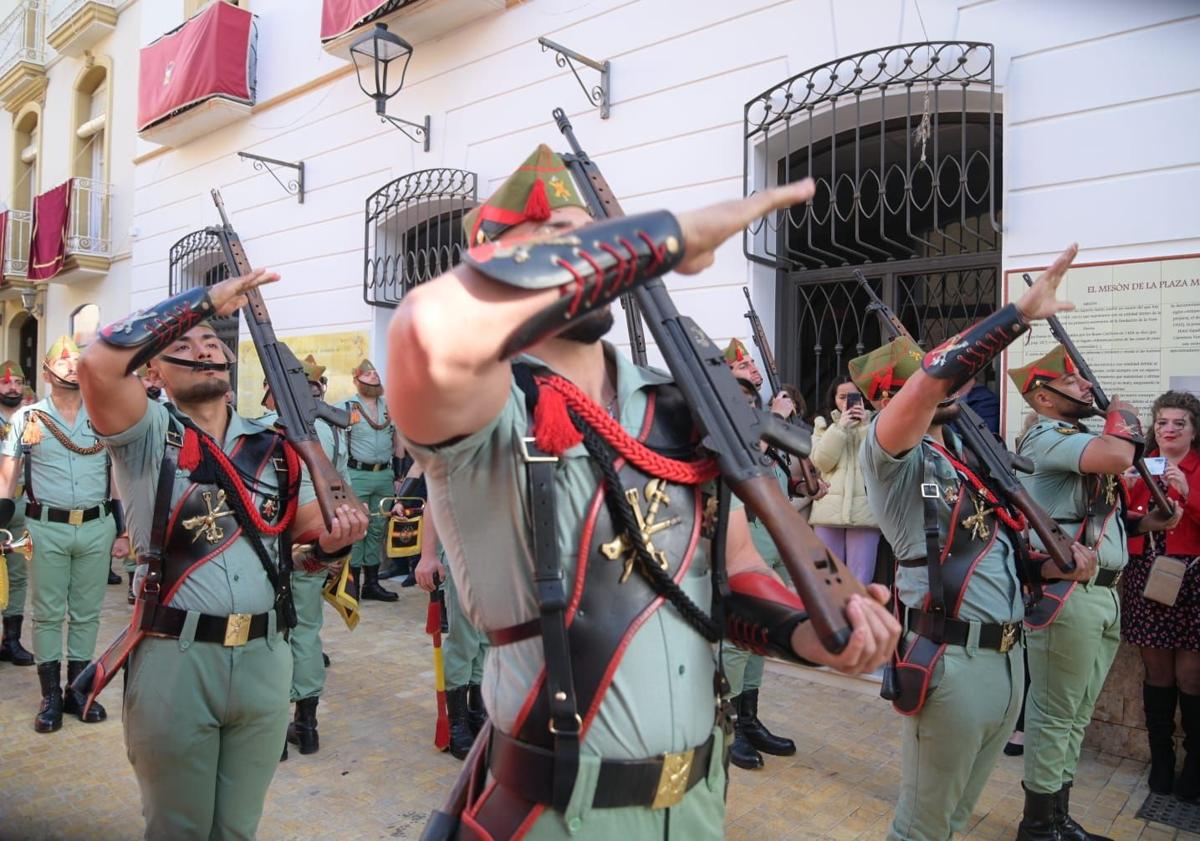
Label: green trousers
xmin=888 ymin=645 xmax=1024 ymax=841
xmin=348 ymin=468 xmax=394 ymax=569
xmin=124 ymin=628 xmax=292 ymax=841
xmin=1024 ymin=584 xmax=1121 ymax=794
xmin=2 ymin=502 xmax=27 ymax=617
xmin=28 ymin=514 xmax=116 ymax=663
xmin=289 ymin=568 xmax=326 ymax=701
xmin=442 ymin=566 xmax=487 ymax=689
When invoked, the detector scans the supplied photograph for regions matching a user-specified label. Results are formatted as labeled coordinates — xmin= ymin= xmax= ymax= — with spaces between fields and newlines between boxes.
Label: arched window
xmin=72 ymin=62 xmax=110 ymax=183
xmin=11 ymin=103 xmax=40 ymax=213
xmin=70 ymin=303 xmax=100 ymax=347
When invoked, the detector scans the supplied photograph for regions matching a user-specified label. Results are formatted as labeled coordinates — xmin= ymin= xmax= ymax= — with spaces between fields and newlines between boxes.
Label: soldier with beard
xmin=0 ymin=338 xmax=127 ymax=732
xmin=137 ymin=364 xmax=167 ymax=403
xmin=0 ymin=361 xmax=34 ymax=666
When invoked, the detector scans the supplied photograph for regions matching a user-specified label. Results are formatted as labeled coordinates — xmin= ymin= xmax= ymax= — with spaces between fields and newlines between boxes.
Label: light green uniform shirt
xmin=404 ymin=346 xmax=720 ymax=761
xmin=860 ymin=420 xmax=1023 ymax=624
xmin=340 ymin=394 xmax=395 ymax=465
xmin=258 ymin=411 xmax=347 ymax=506
xmin=1 ymin=397 xmax=108 ymax=508
xmin=748 ymin=456 xmax=789 ymax=565
xmin=101 ymin=402 xmax=294 ymax=616
xmin=1017 ymin=416 xmax=1128 ymax=571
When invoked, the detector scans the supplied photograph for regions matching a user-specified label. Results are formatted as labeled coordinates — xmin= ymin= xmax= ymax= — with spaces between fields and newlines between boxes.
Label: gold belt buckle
xmin=651 ymin=748 xmax=695 ymax=810
xmin=223 ymin=613 xmax=252 ymax=647
xmin=67 ymin=509 xmax=85 ymax=526
xmin=999 ymin=623 xmax=1019 ymax=654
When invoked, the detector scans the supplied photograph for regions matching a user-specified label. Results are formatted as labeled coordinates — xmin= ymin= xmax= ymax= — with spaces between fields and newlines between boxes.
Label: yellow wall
xmin=236 ymin=330 xmax=369 ymax=413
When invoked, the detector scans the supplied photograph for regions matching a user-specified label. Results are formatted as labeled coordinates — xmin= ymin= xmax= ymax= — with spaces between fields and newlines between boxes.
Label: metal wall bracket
xmin=237 ymin=152 xmax=305 ymax=203
xmin=379 ymin=111 xmax=431 ymax=153
xmin=537 ymin=37 xmax=610 ymax=119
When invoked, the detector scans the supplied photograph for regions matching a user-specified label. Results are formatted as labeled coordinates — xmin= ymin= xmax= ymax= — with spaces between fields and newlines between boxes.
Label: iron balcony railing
xmin=4 ymin=210 xmax=32 ymax=277
xmin=67 ymin=177 xmax=112 ymax=256
xmin=49 ymin=0 xmax=114 ymax=32
xmin=0 ymin=0 xmax=48 ymax=77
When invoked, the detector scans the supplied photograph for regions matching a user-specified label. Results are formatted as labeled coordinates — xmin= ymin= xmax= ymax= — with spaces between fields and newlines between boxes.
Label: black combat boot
xmin=1015 ymin=784 xmax=1062 ymax=841
xmin=34 ymin=661 xmax=63 ymax=733
xmin=0 ymin=615 xmax=35 ymax=666
xmin=359 ymin=565 xmax=398 ymax=602
xmin=1176 ymin=692 xmax=1200 ymax=800
xmin=126 ymin=572 xmax=136 ymax=605
xmin=1054 ymin=781 xmax=1112 ymax=841
xmin=399 ymin=561 xmax=418 ymax=589
xmin=445 ymin=686 xmax=475 ymax=760
xmin=1143 ymin=683 xmax=1178 ymax=795
xmin=728 ymin=695 xmax=764 ymax=770
xmin=63 ymin=660 xmax=106 ymax=722
xmin=738 ymin=689 xmax=796 ymax=756
xmin=466 ymin=683 xmax=487 ymax=737
xmin=287 ymin=697 xmax=320 ymax=755
xmin=107 ymin=567 xmax=121 ymax=585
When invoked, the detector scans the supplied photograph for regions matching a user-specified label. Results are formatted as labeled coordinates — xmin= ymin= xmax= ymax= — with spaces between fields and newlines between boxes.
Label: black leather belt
xmin=486 ymin=618 xmax=541 ymax=646
xmin=906 ymin=609 xmax=1022 ymax=653
xmin=26 ymin=500 xmax=111 ymax=526
xmin=1094 ymin=568 xmax=1123 ymax=588
xmin=897 ymin=557 xmax=926 ymax=568
xmin=139 ymin=602 xmax=274 ymax=646
xmin=347 ymin=458 xmax=389 ymax=472
xmin=489 ymin=728 xmax=715 ymax=810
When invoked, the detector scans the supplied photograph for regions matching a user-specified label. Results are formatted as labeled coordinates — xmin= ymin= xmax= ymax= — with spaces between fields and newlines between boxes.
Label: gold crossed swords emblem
xmin=961 ymin=494 xmax=993 ymax=541
xmin=600 ymin=479 xmax=682 ymax=584
xmin=182 ymin=490 xmax=234 ymax=544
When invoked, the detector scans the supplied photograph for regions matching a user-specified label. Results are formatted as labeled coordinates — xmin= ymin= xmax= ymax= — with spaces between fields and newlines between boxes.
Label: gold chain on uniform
xmin=29 ymin=410 xmax=104 ymax=455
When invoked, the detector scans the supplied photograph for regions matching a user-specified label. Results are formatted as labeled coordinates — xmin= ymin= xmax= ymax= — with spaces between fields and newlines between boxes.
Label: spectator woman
xmin=1123 ymin=390 xmax=1200 ymax=798
xmin=810 ymin=376 xmax=880 ymax=584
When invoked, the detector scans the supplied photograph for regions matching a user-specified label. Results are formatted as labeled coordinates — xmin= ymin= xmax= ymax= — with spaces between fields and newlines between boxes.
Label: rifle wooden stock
xmin=854 ymin=271 xmax=1077 ymax=572
xmin=208 ymin=190 xmax=361 ymax=529
xmin=555 ymin=109 xmax=860 ymax=652
xmin=1021 ymin=273 xmax=1173 ymax=514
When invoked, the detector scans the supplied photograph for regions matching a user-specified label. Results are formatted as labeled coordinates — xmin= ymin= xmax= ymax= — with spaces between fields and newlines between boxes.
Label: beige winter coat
xmin=809 ymin=411 xmax=877 ymax=528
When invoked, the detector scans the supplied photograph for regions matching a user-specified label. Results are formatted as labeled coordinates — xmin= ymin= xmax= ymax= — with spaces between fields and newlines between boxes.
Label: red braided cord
xmin=554 ymin=258 xmax=587 ymax=317
xmin=537 ymin=374 xmax=719 ymax=485
xmin=927 ymin=440 xmax=1028 ymax=532
xmin=197 ymin=433 xmax=300 ymax=535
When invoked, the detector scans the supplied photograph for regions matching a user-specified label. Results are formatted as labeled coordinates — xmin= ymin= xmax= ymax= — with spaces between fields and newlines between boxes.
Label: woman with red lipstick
xmin=1123 ymin=390 xmax=1200 ymax=799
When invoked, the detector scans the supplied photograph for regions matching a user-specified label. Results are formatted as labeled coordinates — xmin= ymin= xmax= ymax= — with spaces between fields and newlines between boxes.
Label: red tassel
xmin=178 ymin=428 xmax=202 ymax=471
xmin=534 ymin=385 xmax=582 ymax=456
xmin=523 ymin=178 xmax=551 ymax=222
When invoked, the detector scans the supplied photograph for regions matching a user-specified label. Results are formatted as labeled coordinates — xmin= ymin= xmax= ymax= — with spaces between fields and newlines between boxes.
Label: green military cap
xmin=0 ymin=360 xmax=26 ymax=383
xmin=1007 ymin=344 xmax=1076 ymax=395
xmin=21 ymin=385 xmax=34 ymax=401
xmin=352 ymin=359 xmax=376 ymax=379
xmin=848 ymin=337 xmax=925 ymax=401
xmin=45 ymin=335 xmax=80 ymax=364
xmin=462 ymin=144 xmax=589 ymax=246
xmin=723 ymin=339 xmax=751 ymax=364
xmin=301 ymin=354 xmax=326 ymax=384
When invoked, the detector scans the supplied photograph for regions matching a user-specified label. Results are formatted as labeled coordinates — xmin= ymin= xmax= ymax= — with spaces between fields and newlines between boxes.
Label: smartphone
xmin=845 ymin=392 xmax=863 ymax=409
xmin=1145 ymin=456 xmax=1168 ymax=476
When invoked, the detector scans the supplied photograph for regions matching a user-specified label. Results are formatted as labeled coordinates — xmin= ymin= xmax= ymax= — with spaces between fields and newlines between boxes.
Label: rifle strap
xmin=140 ymin=419 xmax=183 ymax=607
xmin=922 ymin=448 xmax=947 ymax=619
xmin=97 ymin=287 xmax=217 ymax=376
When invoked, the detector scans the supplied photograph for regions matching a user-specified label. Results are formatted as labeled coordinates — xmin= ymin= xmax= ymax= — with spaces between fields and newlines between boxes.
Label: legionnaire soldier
xmin=339 ymin=359 xmax=405 ymax=600
xmin=78 ymin=278 xmax=367 ymax=840
xmin=388 ymin=145 xmax=897 ymax=839
xmin=261 ymin=354 xmax=349 ymax=759
xmin=1009 ymin=345 xmax=1180 ymax=841
xmin=0 ymin=338 xmax=127 ymax=732
xmin=856 ymin=247 xmax=1100 ymax=841
xmin=415 ymin=505 xmax=489 ymax=759
xmin=0 ymin=360 xmax=34 ymax=666
xmin=723 ymin=339 xmax=763 ymax=391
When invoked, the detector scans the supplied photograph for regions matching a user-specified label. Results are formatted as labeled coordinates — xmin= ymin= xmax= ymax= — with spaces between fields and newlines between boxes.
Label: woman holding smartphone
xmin=810 ymin=376 xmax=881 ymax=584
xmin=1123 ymin=390 xmax=1200 ymax=798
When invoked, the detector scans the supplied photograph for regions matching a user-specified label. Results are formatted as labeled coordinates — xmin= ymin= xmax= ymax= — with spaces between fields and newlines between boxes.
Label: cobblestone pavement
xmin=0 ymin=583 xmax=1195 ymax=841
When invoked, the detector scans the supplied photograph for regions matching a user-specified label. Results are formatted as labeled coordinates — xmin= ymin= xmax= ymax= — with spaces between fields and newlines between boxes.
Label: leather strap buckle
xmin=67 ymin=508 xmax=85 ymax=526
xmin=920 ymin=483 xmax=941 ymax=499
xmin=999 ymin=622 xmax=1019 ymax=654
xmin=165 ymin=428 xmax=184 ymax=449
xmin=651 ymin=748 xmax=695 ymax=810
xmin=547 ymin=712 xmax=582 ymax=736
xmin=223 ymin=613 xmax=252 ymax=646
xmin=519 ymin=437 xmax=559 ymax=464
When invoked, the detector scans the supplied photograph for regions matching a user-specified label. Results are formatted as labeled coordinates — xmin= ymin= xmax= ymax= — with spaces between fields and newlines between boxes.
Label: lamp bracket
xmin=236 ymin=152 xmax=305 ymax=204
xmin=380 ymin=112 xmax=431 ymax=153
xmin=538 ymin=37 xmax=610 ymax=119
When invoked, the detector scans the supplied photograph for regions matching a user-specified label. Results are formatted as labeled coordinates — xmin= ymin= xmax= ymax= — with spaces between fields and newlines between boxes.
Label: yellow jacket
xmin=809 ymin=411 xmax=877 ymax=528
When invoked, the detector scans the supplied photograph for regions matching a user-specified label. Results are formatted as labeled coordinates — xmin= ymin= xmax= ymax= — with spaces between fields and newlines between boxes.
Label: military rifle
xmin=555 ymin=108 xmax=863 ymax=652
xmin=1021 ymin=273 xmax=1172 ymax=513
xmin=742 ymin=286 xmax=822 ymax=497
xmin=209 ymin=190 xmax=360 ymax=530
xmin=855 ymin=270 xmax=1076 ymax=573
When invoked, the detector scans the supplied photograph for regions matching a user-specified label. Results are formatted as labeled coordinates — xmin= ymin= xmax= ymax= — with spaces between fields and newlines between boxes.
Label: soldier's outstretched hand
xmin=675 ymin=180 xmax=816 ymax=276
xmin=1043 ymin=542 xmax=1098 ymax=582
xmin=794 ymin=584 xmax=899 ymax=675
xmin=208 ymin=268 xmax=281 ymax=317
xmin=1015 ymin=243 xmax=1078 ymax=321
xmin=317 ymin=503 xmax=369 ymax=554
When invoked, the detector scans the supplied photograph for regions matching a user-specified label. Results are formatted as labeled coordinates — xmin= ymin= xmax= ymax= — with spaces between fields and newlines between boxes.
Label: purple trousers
xmin=813 ymin=525 xmax=881 ymax=585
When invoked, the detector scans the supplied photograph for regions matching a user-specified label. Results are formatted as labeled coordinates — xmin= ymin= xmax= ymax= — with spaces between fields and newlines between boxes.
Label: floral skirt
xmin=1121 ymin=531 xmax=1200 ymax=651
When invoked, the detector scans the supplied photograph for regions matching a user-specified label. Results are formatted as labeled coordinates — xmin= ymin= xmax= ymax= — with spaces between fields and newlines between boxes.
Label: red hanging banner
xmin=320 ymin=0 xmax=393 ymax=42
xmin=27 ymin=180 xmax=72 ymax=282
xmin=138 ymin=1 xmax=254 ymax=131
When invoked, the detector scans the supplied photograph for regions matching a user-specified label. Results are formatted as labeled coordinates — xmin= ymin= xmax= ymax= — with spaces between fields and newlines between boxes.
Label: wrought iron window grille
xmin=168 ymin=229 xmax=241 ymax=386
xmin=537 ymin=37 xmax=610 ymax=119
xmin=237 ymin=152 xmax=304 ymax=203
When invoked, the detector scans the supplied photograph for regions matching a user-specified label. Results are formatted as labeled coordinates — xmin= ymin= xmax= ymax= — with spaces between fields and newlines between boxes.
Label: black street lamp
xmin=350 ymin=23 xmax=430 ymax=152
